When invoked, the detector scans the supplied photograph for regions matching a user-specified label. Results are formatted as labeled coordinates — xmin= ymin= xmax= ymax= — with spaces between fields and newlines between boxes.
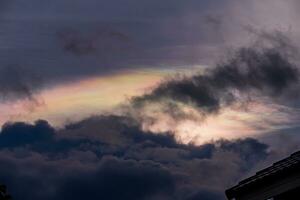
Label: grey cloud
xmin=0 ymin=120 xmax=54 ymax=148
xmin=0 ymin=66 xmax=43 ymax=102
xmin=57 ymin=28 xmax=131 ymax=56
xmin=0 ymin=0 xmax=235 ymax=100
xmin=185 ymin=188 xmax=226 ymax=200
xmin=243 ymin=27 xmax=298 ymax=56
xmin=2 ymin=0 xmax=299 ymax=101
xmin=0 ymin=116 xmax=273 ymax=200
xmin=57 ymin=157 xmax=175 ymax=200
xmin=132 ymin=44 xmax=299 ymax=116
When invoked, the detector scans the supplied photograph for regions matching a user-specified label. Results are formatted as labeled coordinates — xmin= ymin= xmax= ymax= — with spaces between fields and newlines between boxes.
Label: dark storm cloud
xmin=0 ymin=116 xmax=273 ymax=200
xmin=133 ymin=45 xmax=299 ymax=115
xmin=0 ymin=120 xmax=54 ymax=148
xmin=57 ymin=158 xmax=175 ymax=200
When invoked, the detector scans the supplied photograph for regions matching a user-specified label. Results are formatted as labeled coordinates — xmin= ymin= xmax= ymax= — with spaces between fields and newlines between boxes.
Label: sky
xmin=1 ymin=0 xmax=300 ymax=200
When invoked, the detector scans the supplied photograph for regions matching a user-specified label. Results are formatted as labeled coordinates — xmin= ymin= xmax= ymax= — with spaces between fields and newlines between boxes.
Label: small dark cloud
xmin=204 ymin=14 xmax=223 ymax=28
xmin=243 ymin=27 xmax=298 ymax=57
xmin=58 ymin=30 xmax=97 ymax=56
xmin=0 ymin=66 xmax=43 ymax=103
xmin=0 ymin=120 xmax=54 ymax=148
xmin=57 ymin=28 xmax=131 ymax=56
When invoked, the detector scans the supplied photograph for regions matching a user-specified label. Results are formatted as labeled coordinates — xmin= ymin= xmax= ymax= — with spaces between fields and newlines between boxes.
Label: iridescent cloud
xmin=0 ymin=69 xmax=168 ymax=126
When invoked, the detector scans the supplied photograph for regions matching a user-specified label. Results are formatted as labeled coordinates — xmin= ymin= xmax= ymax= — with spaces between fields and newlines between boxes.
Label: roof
xmin=226 ymin=151 xmax=300 ymax=199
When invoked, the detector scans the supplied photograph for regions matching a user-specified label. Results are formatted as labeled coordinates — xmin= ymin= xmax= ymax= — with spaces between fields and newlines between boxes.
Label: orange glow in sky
xmin=0 ymin=69 xmax=169 ymax=126
xmin=1 ymin=68 xmax=299 ymax=145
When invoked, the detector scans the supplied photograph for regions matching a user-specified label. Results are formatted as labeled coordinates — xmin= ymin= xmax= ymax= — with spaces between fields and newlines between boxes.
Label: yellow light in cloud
xmin=1 ymin=66 xmax=299 ymax=145
xmin=0 ymin=69 xmax=169 ymax=126
xmin=138 ymin=101 xmax=300 ymax=145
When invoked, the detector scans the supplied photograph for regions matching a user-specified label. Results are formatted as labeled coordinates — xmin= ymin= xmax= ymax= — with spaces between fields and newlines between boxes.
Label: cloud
xmin=0 ymin=116 xmax=274 ymax=200
xmin=0 ymin=0 xmax=235 ymax=100
xmin=0 ymin=66 xmax=43 ymax=102
xmin=1 ymin=1 xmax=300 ymax=199
xmin=57 ymin=157 xmax=175 ymax=200
xmin=1 ymin=0 xmax=300 ymax=103
xmin=57 ymin=28 xmax=131 ymax=56
xmin=0 ymin=120 xmax=54 ymax=148
xmin=185 ymin=189 xmax=225 ymax=200
xmin=137 ymin=46 xmax=297 ymax=106
xmin=123 ymin=34 xmax=300 ymax=145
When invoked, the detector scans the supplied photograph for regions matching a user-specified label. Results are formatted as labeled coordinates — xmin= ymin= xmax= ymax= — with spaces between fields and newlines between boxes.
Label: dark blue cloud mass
xmin=0 ymin=115 xmax=275 ymax=200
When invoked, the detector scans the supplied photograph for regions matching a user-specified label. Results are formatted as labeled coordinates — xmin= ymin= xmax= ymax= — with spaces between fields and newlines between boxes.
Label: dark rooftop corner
xmin=0 ymin=184 xmax=12 ymax=200
xmin=225 ymin=151 xmax=300 ymax=200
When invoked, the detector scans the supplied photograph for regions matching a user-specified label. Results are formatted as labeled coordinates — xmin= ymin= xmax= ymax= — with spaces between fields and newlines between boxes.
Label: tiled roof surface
xmin=226 ymin=151 xmax=300 ymax=198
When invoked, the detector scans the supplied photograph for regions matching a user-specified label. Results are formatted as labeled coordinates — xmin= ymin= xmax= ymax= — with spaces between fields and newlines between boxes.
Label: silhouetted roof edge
xmin=226 ymin=150 xmax=300 ymax=199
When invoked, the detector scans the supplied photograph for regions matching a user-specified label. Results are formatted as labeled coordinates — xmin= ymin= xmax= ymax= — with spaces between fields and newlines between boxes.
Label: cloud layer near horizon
xmin=1 ymin=115 xmax=300 ymax=200
xmin=0 ymin=116 xmax=288 ymax=200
